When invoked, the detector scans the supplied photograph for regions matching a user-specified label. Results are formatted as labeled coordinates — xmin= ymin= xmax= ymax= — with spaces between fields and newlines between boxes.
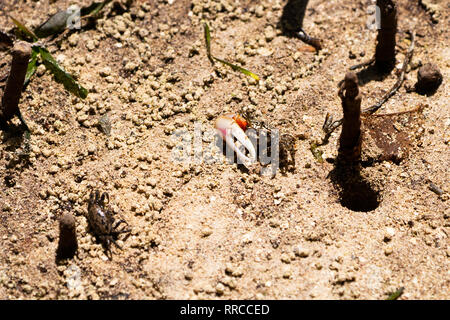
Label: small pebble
xmin=416 ymin=63 xmax=443 ymax=94
xmin=201 ymin=227 xmax=213 ymax=237
xmin=42 ymin=149 xmax=52 ymax=158
xmin=384 ymin=246 xmax=394 ymax=256
xmin=215 ymin=283 xmax=225 ymax=295
xmin=384 ymin=227 xmax=395 ymax=242
xmin=281 ymin=253 xmax=291 ymax=264
xmin=283 ymin=269 xmax=292 ymax=279
xmin=99 ymin=67 xmax=112 ymax=77
xmin=87 ymin=145 xmax=96 ymax=155
xmin=264 ymin=26 xmax=276 ymax=42
xmin=293 ymin=246 xmax=310 ymax=258
xmin=48 ymin=165 xmax=59 ymax=174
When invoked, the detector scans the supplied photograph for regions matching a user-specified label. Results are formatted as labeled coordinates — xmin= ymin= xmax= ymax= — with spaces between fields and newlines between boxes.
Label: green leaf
xmin=81 ymin=0 xmax=112 ymax=17
xmin=37 ymin=46 xmax=88 ymax=99
xmin=34 ymin=10 xmax=71 ymax=38
xmin=203 ymin=22 xmax=213 ymax=62
xmin=386 ymin=287 xmax=404 ymax=300
xmin=203 ymin=22 xmax=259 ymax=81
xmin=10 ymin=16 xmax=38 ymax=42
xmin=17 ymin=110 xmax=30 ymax=133
xmin=213 ymin=57 xmax=260 ymax=81
xmin=310 ymin=143 xmax=323 ymax=163
xmin=24 ymin=47 xmax=39 ymax=86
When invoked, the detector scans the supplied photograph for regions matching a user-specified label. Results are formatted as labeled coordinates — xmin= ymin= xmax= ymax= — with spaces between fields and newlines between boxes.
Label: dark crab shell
xmin=86 ymin=190 xmax=130 ymax=256
xmin=87 ymin=191 xmax=114 ymax=236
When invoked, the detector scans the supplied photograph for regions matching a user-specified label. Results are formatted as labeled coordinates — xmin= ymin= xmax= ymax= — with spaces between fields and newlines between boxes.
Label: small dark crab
xmin=87 ymin=190 xmax=131 ymax=258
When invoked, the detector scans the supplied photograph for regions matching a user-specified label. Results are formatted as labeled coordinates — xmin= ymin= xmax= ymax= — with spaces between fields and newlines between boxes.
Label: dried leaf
xmin=34 ymin=1 xmax=112 ymax=38
xmin=37 ymin=46 xmax=88 ymax=99
xmin=386 ymin=287 xmax=404 ymax=300
xmin=213 ymin=57 xmax=260 ymax=81
xmin=34 ymin=10 xmax=72 ymax=38
xmin=10 ymin=16 xmax=38 ymax=42
xmin=98 ymin=114 xmax=111 ymax=135
xmin=81 ymin=0 xmax=112 ymax=17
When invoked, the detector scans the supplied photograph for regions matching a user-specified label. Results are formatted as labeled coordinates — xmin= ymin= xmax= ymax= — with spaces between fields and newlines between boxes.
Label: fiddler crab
xmin=215 ymin=113 xmax=297 ymax=173
xmin=215 ymin=113 xmax=257 ymax=167
xmin=87 ymin=190 xmax=131 ymax=258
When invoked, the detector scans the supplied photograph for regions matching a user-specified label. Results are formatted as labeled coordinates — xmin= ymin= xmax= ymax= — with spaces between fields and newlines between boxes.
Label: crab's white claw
xmin=215 ymin=115 xmax=257 ymax=166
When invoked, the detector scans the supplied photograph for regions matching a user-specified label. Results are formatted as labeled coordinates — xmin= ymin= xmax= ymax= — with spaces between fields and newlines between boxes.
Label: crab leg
xmin=215 ymin=114 xmax=257 ymax=166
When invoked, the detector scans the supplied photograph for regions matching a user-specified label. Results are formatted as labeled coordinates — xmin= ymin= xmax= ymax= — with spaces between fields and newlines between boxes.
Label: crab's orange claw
xmin=215 ymin=113 xmax=257 ymax=167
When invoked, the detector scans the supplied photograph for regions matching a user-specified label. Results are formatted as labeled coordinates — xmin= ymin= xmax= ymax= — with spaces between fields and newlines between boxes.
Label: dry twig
xmin=322 ymin=31 xmax=415 ymax=140
xmin=363 ymin=31 xmax=415 ymax=114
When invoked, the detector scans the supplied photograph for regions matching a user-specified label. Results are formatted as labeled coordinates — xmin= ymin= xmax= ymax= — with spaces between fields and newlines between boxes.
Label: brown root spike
xmin=375 ymin=0 xmax=397 ymax=72
xmin=0 ymin=41 xmax=32 ymax=127
xmin=56 ymin=213 xmax=78 ymax=260
xmin=338 ymin=72 xmax=362 ymax=163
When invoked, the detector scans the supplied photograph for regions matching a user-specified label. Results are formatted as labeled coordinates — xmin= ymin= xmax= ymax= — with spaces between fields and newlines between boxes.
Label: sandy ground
xmin=0 ymin=0 xmax=448 ymax=299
